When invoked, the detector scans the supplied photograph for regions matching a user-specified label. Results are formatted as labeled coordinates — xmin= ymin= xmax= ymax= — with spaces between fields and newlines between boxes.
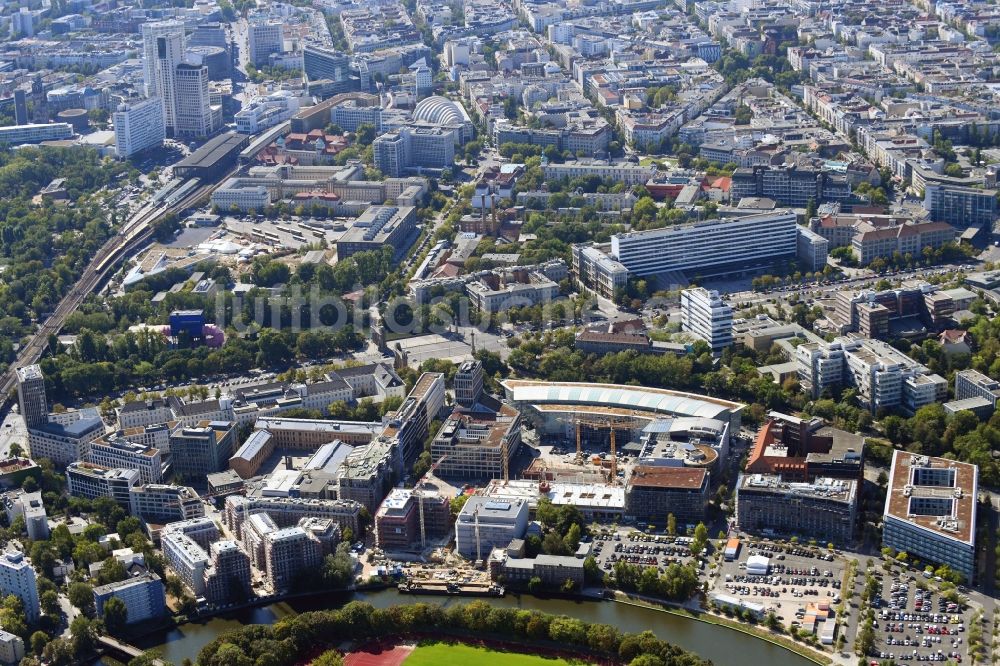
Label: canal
xmin=136 ymin=588 xmax=818 ymax=666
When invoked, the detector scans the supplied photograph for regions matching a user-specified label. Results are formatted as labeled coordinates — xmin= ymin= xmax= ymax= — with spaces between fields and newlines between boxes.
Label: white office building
xmin=114 ymin=98 xmax=165 ymax=158
xmin=247 ymin=19 xmax=283 ymax=66
xmin=454 ymin=497 xmax=529 ymax=560
xmin=0 ymin=551 xmax=39 ymax=622
xmin=681 ymin=288 xmax=733 ymax=353
xmin=610 ymin=211 xmax=798 ymax=279
xmin=235 ymin=92 xmax=299 ymax=134
xmin=129 ymin=484 xmax=205 ymax=524
xmin=0 ymin=123 xmax=74 ymax=145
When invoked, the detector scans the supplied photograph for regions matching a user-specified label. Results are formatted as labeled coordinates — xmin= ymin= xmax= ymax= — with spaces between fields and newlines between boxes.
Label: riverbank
xmin=611 ymin=595 xmax=832 ymax=666
xmin=133 ymin=586 xmax=818 ymax=666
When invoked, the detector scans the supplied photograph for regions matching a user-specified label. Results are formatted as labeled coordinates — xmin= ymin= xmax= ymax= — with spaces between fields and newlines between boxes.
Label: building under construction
xmin=374 ymin=487 xmax=450 ymax=551
xmin=455 ymin=496 xmax=529 ymax=560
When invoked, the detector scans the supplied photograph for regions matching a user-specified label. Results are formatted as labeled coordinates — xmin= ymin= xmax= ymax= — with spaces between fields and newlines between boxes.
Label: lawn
xmin=403 ymin=641 xmax=582 ymax=666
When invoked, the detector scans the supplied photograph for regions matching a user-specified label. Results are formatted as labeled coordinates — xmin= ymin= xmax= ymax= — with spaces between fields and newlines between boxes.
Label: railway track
xmin=0 ymin=178 xmax=223 ymax=401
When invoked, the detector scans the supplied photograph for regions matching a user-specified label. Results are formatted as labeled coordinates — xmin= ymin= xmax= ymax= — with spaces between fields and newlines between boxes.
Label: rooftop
xmin=502 ymin=379 xmax=743 ymax=422
xmin=628 ymin=466 xmax=707 ymax=490
xmin=884 ymin=451 xmax=977 ymax=546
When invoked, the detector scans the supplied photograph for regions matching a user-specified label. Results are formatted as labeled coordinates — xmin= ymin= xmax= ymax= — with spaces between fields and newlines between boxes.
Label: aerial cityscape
xmin=0 ymin=0 xmax=997 ymax=666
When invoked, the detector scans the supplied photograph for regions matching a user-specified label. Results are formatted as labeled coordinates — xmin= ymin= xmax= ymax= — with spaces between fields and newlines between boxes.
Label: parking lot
xmin=590 ymin=528 xmax=705 ymax=577
xmin=868 ymin=572 xmax=977 ymax=663
xmin=712 ymin=540 xmax=845 ymax=625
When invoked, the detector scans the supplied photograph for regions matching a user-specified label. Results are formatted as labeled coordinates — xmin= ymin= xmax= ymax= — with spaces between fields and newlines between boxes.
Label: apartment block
xmin=2 ymin=491 xmax=48 ymax=541
xmin=730 ymin=165 xmax=850 ymax=206
xmin=0 ymin=630 xmax=24 ymax=665
xmin=796 ymin=337 xmax=946 ymax=414
xmin=93 ymin=572 xmax=167 ymax=625
xmin=224 ymin=495 xmax=363 ymax=538
xmin=0 ymin=551 xmax=39 ymax=622
xmin=263 ymin=527 xmax=322 ymax=593
xmin=572 ymin=244 xmax=628 ymax=299
xmin=161 ymin=531 xmax=211 ymax=596
xmin=680 ymin=288 xmax=733 ymax=353
xmin=204 ymin=541 xmax=251 ymax=606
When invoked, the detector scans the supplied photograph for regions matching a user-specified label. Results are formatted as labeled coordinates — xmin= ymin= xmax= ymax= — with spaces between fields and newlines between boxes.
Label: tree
xmin=319 ymin=543 xmax=356 ymax=589
xmin=40 ymin=590 xmax=59 ymax=616
xmin=70 ymin=616 xmax=98 ymax=654
xmin=30 ymin=631 xmax=48 ymax=656
xmin=563 ymin=523 xmax=582 ymax=552
xmin=96 ymin=557 xmax=127 ymax=586
xmin=690 ymin=522 xmax=708 ymax=556
xmin=41 ymin=638 xmax=74 ymax=666
xmin=583 ymin=556 xmax=602 ymax=585
xmin=667 ymin=513 xmax=677 ymax=537
xmin=67 ymin=582 xmax=94 ymax=613
xmin=312 ymin=650 xmax=343 ymax=666
xmin=354 ymin=123 xmax=377 ymax=146
xmin=449 ymin=494 xmax=469 ymax=518
xmin=102 ymin=597 xmax=127 ymax=635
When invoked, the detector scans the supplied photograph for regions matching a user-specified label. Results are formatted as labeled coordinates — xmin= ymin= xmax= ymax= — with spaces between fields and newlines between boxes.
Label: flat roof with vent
xmin=884 ymin=450 xmax=977 ymax=546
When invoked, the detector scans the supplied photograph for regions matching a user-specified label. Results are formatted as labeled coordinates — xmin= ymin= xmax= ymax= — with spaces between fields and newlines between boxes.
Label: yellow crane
xmin=572 ymin=413 xmax=632 ymax=484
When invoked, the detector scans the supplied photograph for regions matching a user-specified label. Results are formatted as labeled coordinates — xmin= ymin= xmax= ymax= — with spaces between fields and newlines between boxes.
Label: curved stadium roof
xmin=501 ymin=380 xmax=744 ymax=422
xmin=413 ymin=96 xmax=470 ymax=126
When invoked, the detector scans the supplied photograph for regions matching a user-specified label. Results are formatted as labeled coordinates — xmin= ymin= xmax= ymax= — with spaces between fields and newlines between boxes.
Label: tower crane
xmin=572 ymin=413 xmax=633 ymax=485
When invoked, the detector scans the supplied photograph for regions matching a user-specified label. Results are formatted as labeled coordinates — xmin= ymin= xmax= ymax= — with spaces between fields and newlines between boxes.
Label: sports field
xmin=402 ymin=642 xmax=579 ymax=666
